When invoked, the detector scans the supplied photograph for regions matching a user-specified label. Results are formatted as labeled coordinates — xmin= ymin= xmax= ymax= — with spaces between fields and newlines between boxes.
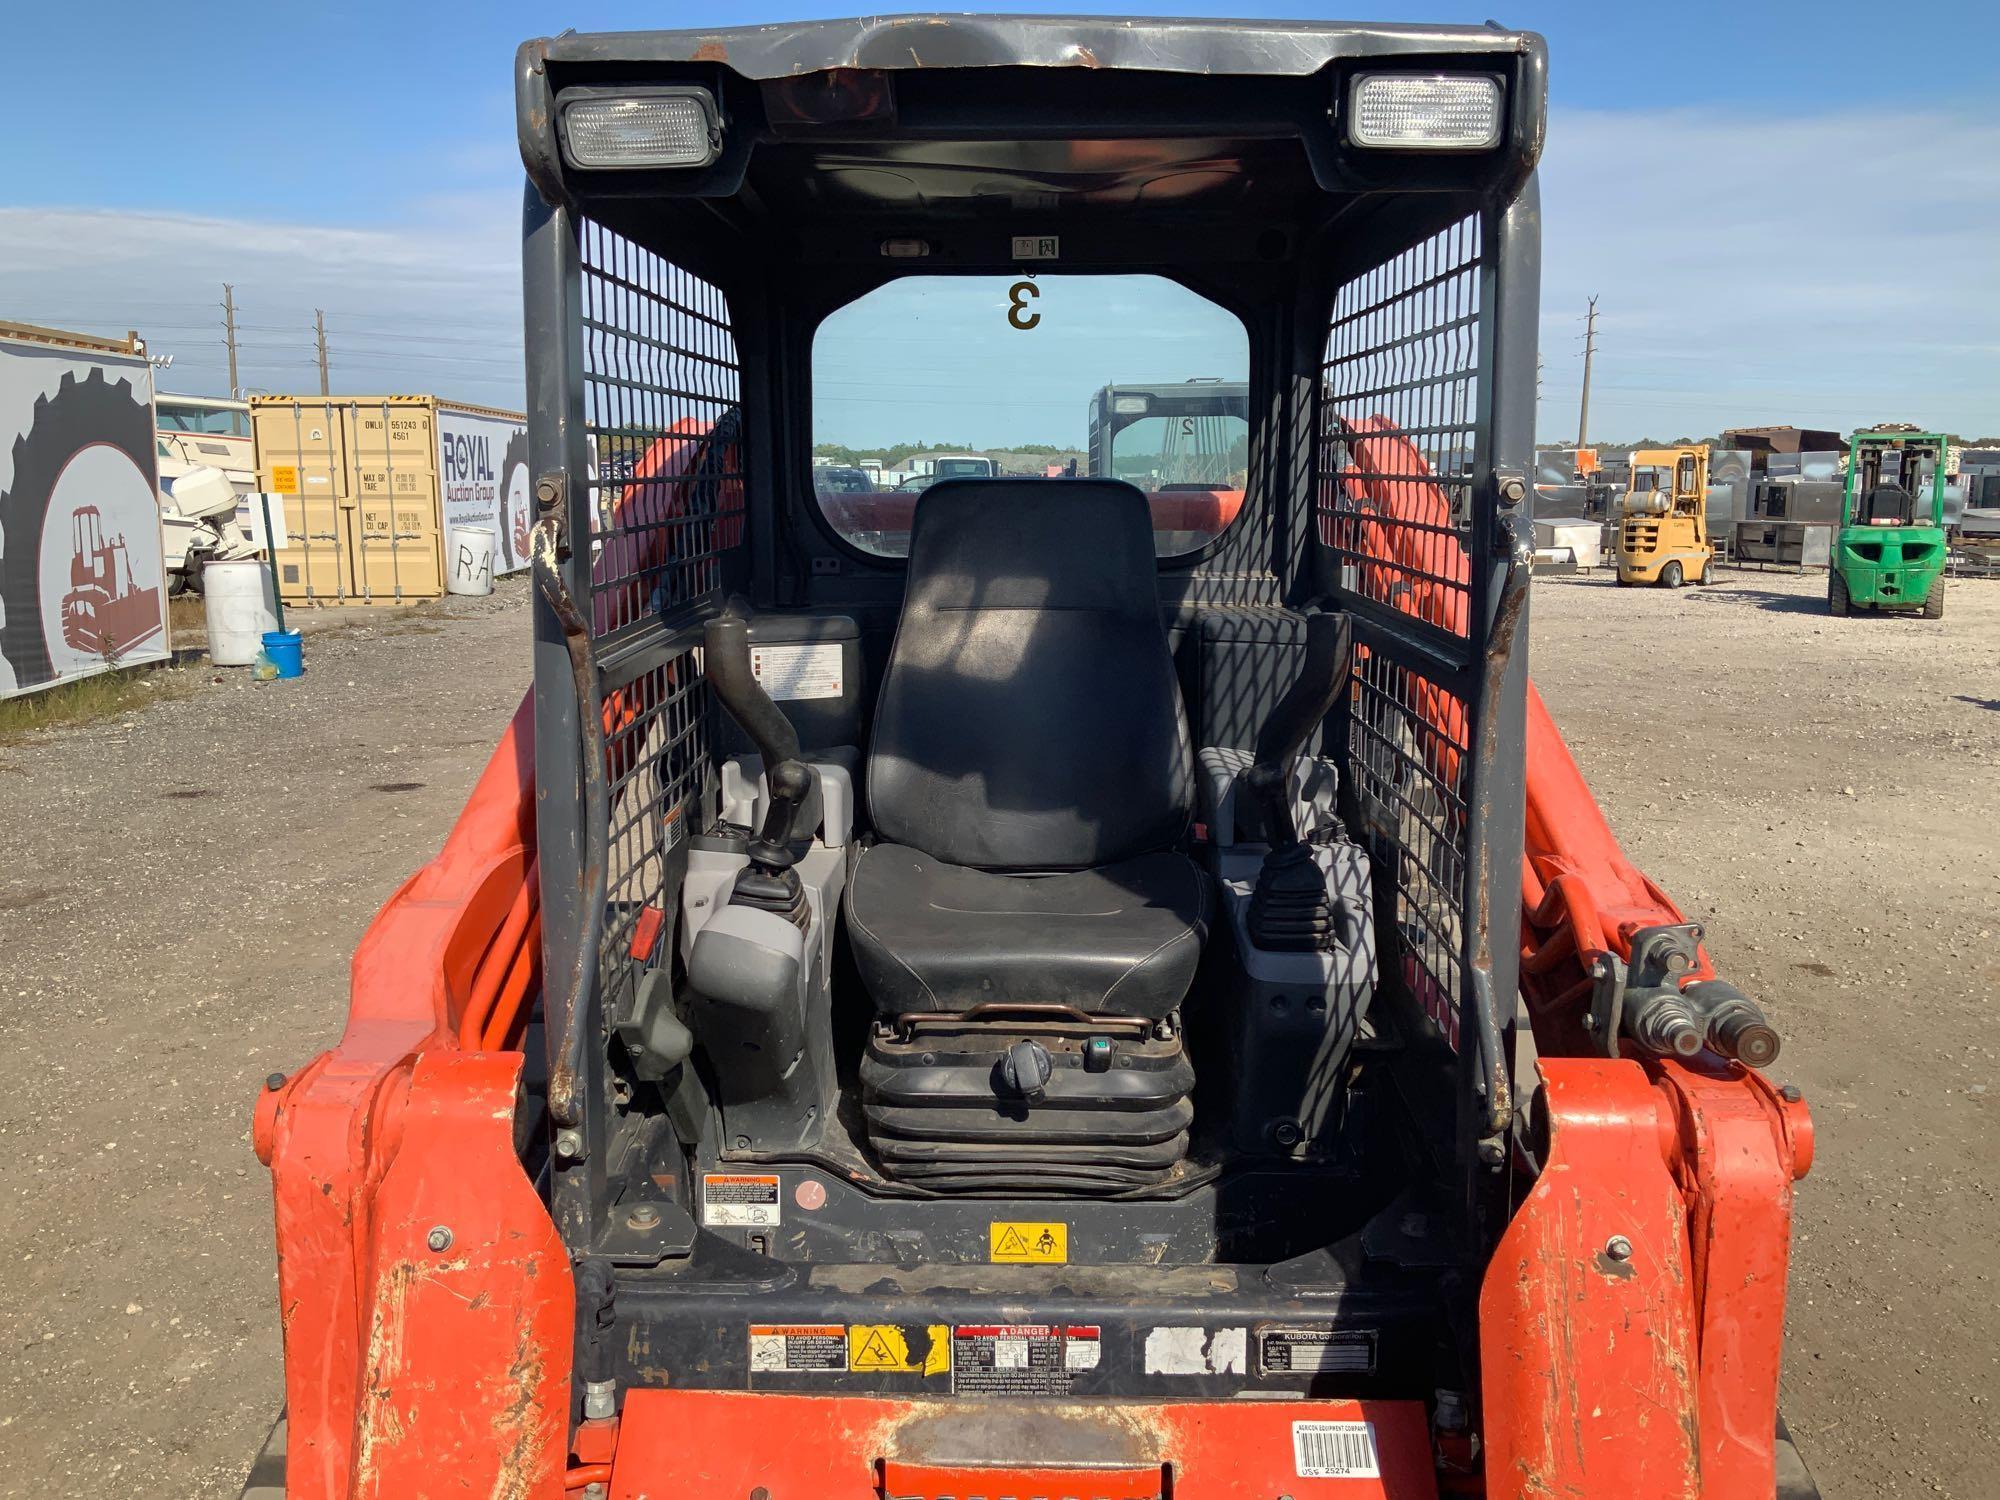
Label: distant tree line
xmin=812 ymin=439 xmax=1073 ymax=465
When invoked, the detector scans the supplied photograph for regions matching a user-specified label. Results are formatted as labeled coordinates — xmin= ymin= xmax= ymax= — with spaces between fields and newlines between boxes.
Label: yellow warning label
xmin=989 ymin=1221 xmax=1068 ymax=1264
xmin=269 ymin=464 xmax=300 ymax=496
xmin=848 ymin=1323 xmax=951 ymax=1375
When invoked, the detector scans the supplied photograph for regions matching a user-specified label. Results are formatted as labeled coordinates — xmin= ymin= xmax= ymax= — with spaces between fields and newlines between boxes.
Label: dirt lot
xmin=0 ymin=565 xmax=1994 ymax=1497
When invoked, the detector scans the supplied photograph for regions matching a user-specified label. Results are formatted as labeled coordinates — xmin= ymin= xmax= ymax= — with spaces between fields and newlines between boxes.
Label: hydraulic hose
xmin=534 ymin=529 xmax=609 ymax=1129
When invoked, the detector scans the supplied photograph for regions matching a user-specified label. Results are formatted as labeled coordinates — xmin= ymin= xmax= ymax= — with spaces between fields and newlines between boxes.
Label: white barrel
xmin=202 ymin=560 xmax=279 ymax=666
xmin=446 ymin=526 xmax=496 ymax=596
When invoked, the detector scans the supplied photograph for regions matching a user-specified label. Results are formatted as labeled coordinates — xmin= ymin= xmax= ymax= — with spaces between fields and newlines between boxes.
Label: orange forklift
xmin=245 ymin=15 xmax=1816 ymax=1499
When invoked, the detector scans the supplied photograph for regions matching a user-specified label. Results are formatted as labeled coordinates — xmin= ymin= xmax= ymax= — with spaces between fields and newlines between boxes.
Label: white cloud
xmin=1538 ymin=106 xmax=2000 ymax=442
xmin=5 ymin=104 xmax=1995 ymax=441
xmin=0 ymin=194 xmax=525 ymax=409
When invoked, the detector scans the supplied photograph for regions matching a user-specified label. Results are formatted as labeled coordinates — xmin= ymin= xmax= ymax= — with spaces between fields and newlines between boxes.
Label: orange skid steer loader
xmin=245 ymin=16 xmax=1818 ymax=1499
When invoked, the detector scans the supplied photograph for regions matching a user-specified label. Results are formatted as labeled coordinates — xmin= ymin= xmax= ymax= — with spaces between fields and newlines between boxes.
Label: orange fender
xmin=253 ymin=695 xmax=571 ymax=1498
xmin=1481 ymin=1059 xmax=1812 ymax=1499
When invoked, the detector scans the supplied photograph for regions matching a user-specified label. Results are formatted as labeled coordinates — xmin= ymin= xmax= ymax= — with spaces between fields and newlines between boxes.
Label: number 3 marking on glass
xmin=1007 ymin=281 xmax=1041 ymax=331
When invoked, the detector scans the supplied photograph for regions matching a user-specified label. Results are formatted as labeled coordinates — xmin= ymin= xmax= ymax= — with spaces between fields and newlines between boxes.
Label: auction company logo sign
xmin=442 ymin=428 xmax=495 ymax=500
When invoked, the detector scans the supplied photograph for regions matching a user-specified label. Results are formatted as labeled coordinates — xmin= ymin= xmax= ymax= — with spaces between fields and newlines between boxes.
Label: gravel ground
xmin=0 ymin=581 xmax=531 ymax=1499
xmin=0 ymin=564 xmax=1994 ymax=1497
xmin=1531 ymin=565 xmax=2000 ymax=1499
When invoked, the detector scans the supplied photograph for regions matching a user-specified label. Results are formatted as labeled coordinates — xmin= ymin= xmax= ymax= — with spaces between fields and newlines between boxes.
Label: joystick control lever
xmin=1245 ymin=610 xmax=1351 ymax=848
xmin=704 ymin=605 xmax=814 ymax=923
xmin=1243 ymin=610 xmax=1352 ymax=952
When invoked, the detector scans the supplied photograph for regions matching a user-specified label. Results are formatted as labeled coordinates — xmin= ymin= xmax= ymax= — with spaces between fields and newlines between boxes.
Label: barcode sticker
xmin=1292 ymin=1420 xmax=1380 ymax=1479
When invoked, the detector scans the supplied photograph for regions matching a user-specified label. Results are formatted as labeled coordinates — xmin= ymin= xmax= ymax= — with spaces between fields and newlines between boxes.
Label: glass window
xmin=157 ymin=403 xmax=248 ymax=437
xmin=811 ymin=275 xmax=1249 ymax=559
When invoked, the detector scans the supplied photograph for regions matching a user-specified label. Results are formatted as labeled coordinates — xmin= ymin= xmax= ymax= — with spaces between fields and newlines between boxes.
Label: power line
xmin=221 ymin=284 xmax=239 ymax=399
xmin=1577 ymin=295 xmax=1599 ymax=450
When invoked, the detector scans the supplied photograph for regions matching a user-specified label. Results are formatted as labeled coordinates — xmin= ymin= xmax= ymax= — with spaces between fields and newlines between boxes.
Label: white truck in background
xmin=155 ymin=394 xmax=261 ymax=594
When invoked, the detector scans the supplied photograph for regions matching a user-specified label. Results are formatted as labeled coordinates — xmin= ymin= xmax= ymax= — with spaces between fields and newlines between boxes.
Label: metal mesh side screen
xmin=1349 ymin=651 xmax=1470 ymax=1049
xmin=1317 ymin=216 xmax=1481 ymax=638
xmin=599 ymin=655 xmax=707 ymax=1024
xmin=1317 ymin=213 xmax=1488 ymax=1053
xmin=580 ymin=218 xmax=746 ymax=641
xmin=577 ymin=218 xmax=743 ymax=1022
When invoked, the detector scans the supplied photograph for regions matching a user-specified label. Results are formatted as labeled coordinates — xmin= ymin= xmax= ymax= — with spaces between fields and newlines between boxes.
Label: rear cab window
xmin=811 ymin=274 xmax=1248 ymax=559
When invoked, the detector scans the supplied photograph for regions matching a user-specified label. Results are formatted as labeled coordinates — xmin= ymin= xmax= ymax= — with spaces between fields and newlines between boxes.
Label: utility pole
xmin=221 ymin=284 xmax=240 ymax=399
xmin=314 ymin=309 xmax=330 ymax=396
xmin=1577 ymin=295 xmax=1599 ymax=449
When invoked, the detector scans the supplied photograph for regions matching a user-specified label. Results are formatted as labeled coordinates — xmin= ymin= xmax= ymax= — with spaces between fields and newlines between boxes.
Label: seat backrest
xmin=867 ymin=479 xmax=1194 ymax=871
xmin=1862 ymin=483 xmax=1914 ymax=524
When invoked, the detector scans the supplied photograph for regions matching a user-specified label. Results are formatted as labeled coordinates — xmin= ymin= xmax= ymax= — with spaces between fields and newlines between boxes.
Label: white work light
xmin=1348 ymin=74 xmax=1503 ymax=151
xmin=1112 ymin=395 xmax=1150 ymax=415
xmin=559 ymin=88 xmax=723 ymax=169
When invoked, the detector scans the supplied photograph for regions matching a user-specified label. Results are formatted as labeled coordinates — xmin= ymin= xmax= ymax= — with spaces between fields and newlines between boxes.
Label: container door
xmin=256 ymin=399 xmax=351 ymax=602
xmin=348 ymin=402 xmax=444 ymax=599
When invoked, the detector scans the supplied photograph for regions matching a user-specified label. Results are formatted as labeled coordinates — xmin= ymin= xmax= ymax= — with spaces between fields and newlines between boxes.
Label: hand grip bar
xmin=1245 ymin=609 xmax=1351 ymax=847
xmin=704 ymin=607 xmax=811 ymax=869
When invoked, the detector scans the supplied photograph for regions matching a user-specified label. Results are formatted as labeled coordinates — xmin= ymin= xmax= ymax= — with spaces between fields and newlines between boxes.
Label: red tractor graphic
xmin=60 ymin=505 xmax=162 ymax=658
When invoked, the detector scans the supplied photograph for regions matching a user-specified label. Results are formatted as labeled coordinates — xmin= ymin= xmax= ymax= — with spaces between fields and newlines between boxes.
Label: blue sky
xmin=3 ymin=1 xmax=1993 ymax=441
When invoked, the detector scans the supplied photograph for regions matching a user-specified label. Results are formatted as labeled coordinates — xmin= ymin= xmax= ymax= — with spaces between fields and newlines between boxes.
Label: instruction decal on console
xmin=749 ymin=642 xmax=843 ymax=701
xmin=748 ymin=1325 xmax=847 ymax=1373
xmin=848 ymin=1323 xmax=952 ymax=1376
xmin=988 ymin=1221 xmax=1067 ymax=1263
xmin=702 ymin=1172 xmax=781 ymax=1227
xmin=951 ymin=1325 xmax=1098 ymax=1394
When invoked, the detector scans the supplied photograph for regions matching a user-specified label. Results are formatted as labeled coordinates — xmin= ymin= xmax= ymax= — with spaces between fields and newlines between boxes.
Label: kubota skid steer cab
xmin=246 ymin=15 xmax=1819 ymax=1500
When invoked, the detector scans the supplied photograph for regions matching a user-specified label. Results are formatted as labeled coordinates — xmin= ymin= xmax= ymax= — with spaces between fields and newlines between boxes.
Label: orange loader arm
xmin=1332 ymin=415 xmax=1815 ymax=1498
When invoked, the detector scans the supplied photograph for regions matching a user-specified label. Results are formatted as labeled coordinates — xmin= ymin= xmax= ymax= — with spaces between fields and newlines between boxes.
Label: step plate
xmin=607 ymin=1389 xmax=1439 ymax=1498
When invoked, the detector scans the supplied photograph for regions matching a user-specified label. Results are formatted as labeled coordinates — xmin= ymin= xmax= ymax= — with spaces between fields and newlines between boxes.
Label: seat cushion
xmin=846 ymin=843 xmax=1209 ymax=1018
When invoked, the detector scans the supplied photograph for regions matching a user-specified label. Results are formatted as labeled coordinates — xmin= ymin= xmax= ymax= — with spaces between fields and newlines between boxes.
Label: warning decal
xmin=848 ymin=1323 xmax=951 ymax=1376
xmin=989 ymin=1221 xmax=1067 ymax=1264
xmin=749 ymin=1324 xmax=846 ymax=1373
xmin=703 ymin=1173 xmax=781 ymax=1228
xmin=750 ymin=642 xmax=844 ymax=701
xmin=952 ymin=1325 xmax=1097 ymax=1395
xmin=1257 ymin=1326 xmax=1377 ymax=1376
xmin=269 ymin=464 xmax=300 ymax=495
xmin=1292 ymin=1420 xmax=1380 ymax=1479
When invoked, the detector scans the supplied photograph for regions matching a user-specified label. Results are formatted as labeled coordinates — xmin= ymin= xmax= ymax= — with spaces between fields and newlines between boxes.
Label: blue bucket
xmin=261 ymin=629 xmax=304 ymax=679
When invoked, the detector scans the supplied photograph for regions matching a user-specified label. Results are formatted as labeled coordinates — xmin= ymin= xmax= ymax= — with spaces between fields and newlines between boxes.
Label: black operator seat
xmin=845 ymin=479 xmax=1209 ymax=1019
xmin=1861 ymin=483 xmax=1915 ymax=524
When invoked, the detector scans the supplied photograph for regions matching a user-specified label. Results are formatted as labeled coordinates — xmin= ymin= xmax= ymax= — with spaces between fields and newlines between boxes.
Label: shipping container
xmin=0 ymin=321 xmax=170 ymax=700
xmin=250 ymin=395 xmax=530 ymax=604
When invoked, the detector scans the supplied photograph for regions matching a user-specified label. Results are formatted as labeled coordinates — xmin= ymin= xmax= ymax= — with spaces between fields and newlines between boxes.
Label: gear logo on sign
xmin=989 ymin=1221 xmax=1068 ymax=1264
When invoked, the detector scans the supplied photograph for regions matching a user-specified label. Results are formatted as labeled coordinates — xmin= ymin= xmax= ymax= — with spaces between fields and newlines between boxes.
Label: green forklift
xmin=1830 ymin=431 xmax=1948 ymax=617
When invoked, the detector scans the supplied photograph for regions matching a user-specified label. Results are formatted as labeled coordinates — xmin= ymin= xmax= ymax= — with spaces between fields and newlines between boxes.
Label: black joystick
xmin=703 ymin=606 xmax=814 ymax=928
xmin=1244 ymin=610 xmax=1351 ymax=953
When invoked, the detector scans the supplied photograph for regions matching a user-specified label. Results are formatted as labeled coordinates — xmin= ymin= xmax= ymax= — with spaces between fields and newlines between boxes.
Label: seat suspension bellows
xmin=860 ymin=1011 xmax=1195 ymax=1194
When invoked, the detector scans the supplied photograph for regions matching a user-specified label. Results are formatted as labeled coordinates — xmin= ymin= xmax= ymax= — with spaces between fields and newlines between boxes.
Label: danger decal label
xmin=702 ymin=1173 xmax=780 ymax=1228
xmin=848 ymin=1323 xmax=952 ymax=1376
xmin=1257 ymin=1326 xmax=1378 ymax=1376
xmin=951 ymin=1325 xmax=1097 ymax=1395
xmin=1292 ymin=1420 xmax=1380 ymax=1479
xmin=748 ymin=1324 xmax=846 ymax=1373
xmin=988 ymin=1220 xmax=1067 ymax=1263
